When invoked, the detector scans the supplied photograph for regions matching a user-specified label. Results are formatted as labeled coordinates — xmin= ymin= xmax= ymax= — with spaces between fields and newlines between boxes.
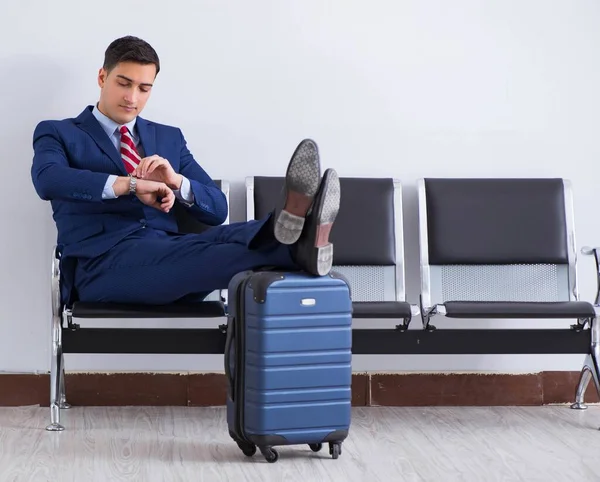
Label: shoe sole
xmin=275 ymin=139 xmax=321 ymax=244
xmin=308 ymin=169 xmax=340 ymax=276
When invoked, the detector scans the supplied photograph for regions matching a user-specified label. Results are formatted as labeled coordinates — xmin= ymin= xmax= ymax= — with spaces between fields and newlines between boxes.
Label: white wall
xmin=1 ymin=0 xmax=599 ymax=374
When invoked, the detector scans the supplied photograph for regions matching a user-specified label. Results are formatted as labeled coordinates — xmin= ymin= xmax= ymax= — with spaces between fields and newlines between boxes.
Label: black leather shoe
xmin=274 ymin=139 xmax=321 ymax=245
xmin=292 ymin=168 xmax=340 ymax=276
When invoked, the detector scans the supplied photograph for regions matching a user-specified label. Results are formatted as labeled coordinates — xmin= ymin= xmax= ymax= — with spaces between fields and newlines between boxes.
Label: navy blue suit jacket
xmin=31 ymin=105 xmax=228 ymax=301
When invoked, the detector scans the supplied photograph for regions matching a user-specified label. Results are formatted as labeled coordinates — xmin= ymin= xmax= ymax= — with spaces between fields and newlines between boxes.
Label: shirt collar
xmin=92 ymin=103 xmax=138 ymax=139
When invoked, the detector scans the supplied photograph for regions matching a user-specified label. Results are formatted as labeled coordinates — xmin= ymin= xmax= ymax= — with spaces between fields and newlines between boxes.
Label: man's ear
xmin=97 ymin=68 xmax=107 ymax=88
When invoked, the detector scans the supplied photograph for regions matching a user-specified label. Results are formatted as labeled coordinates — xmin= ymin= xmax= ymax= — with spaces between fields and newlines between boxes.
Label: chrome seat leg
xmin=571 ymin=366 xmax=593 ymax=410
xmin=571 ymin=317 xmax=600 ymax=411
xmin=46 ymin=346 xmax=64 ymax=431
xmin=58 ymin=352 xmax=71 ymax=410
xmin=46 ymin=313 xmax=65 ymax=432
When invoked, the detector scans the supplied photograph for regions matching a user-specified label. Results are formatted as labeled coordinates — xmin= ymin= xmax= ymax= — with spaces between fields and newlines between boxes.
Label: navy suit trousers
xmin=73 ymin=215 xmax=297 ymax=304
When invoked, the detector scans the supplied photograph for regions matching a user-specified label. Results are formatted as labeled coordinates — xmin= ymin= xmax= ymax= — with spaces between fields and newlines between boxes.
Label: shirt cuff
xmin=102 ymin=175 xmax=118 ymax=199
xmin=174 ymin=176 xmax=195 ymax=205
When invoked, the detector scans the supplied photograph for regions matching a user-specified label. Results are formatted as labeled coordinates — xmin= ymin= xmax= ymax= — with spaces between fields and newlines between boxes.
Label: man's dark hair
xmin=103 ymin=36 xmax=160 ymax=75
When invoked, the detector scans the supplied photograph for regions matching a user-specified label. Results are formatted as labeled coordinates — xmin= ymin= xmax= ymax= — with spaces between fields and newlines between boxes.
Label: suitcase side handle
xmin=224 ymin=318 xmax=236 ymax=401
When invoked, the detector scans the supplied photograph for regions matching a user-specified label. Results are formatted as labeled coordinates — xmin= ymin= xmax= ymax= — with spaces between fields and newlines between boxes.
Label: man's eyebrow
xmin=116 ymin=74 xmax=153 ymax=87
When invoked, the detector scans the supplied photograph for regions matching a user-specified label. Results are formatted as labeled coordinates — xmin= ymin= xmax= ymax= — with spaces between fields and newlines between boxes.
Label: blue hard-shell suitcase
xmin=225 ymin=270 xmax=353 ymax=463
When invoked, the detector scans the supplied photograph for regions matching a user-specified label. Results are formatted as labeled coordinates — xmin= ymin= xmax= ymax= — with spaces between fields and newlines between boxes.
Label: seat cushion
xmin=71 ymin=301 xmax=225 ymax=318
xmin=443 ymin=301 xmax=595 ymax=319
xmin=353 ymin=301 xmax=413 ymax=319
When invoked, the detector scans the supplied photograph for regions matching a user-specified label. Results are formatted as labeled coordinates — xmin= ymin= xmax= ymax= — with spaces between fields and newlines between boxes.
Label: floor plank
xmin=0 ymin=406 xmax=599 ymax=481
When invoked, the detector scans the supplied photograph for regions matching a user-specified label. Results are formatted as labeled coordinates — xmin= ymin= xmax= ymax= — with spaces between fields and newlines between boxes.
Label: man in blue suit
xmin=31 ymin=36 xmax=340 ymax=305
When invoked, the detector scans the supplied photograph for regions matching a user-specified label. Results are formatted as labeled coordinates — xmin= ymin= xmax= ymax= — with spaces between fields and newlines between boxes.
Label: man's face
xmin=97 ymin=61 xmax=156 ymax=124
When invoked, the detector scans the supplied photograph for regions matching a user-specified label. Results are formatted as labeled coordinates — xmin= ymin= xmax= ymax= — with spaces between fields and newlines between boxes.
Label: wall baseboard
xmin=0 ymin=372 xmax=596 ymax=407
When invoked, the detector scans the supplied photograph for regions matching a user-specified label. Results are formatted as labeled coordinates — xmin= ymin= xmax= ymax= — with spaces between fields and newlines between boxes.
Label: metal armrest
xmin=419 ymin=301 xmax=443 ymax=330
xmin=581 ymin=246 xmax=600 ymax=305
xmin=51 ymin=246 xmax=62 ymax=321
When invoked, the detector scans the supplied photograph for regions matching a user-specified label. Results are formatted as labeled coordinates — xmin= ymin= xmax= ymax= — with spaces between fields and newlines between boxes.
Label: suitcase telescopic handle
xmin=224 ymin=318 xmax=235 ymax=400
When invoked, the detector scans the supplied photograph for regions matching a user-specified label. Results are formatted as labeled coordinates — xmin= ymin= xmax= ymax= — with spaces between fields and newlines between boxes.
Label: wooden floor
xmin=0 ymin=405 xmax=599 ymax=481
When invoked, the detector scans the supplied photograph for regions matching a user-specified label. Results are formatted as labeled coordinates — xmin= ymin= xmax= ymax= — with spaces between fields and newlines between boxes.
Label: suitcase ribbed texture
xmin=226 ymin=271 xmax=352 ymax=462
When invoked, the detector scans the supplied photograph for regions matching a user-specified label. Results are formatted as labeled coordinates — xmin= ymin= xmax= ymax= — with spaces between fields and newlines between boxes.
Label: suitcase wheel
xmin=259 ymin=446 xmax=279 ymax=463
xmin=329 ymin=442 xmax=342 ymax=459
xmin=236 ymin=441 xmax=257 ymax=457
xmin=309 ymin=443 xmax=322 ymax=452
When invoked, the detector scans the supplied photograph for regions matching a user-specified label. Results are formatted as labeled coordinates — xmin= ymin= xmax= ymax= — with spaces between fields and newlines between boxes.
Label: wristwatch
xmin=129 ymin=175 xmax=137 ymax=195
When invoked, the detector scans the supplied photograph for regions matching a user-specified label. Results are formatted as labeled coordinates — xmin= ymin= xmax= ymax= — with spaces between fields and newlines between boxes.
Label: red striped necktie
xmin=119 ymin=126 xmax=141 ymax=174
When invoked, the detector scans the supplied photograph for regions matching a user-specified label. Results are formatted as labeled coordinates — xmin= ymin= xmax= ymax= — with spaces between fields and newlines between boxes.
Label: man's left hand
xmin=133 ymin=155 xmax=183 ymax=190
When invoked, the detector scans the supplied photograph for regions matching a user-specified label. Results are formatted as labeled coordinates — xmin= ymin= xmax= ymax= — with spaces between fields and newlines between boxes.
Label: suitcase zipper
xmin=235 ymin=276 xmax=249 ymax=444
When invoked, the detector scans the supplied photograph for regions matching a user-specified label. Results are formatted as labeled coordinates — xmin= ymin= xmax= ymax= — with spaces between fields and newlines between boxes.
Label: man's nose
xmin=124 ymin=89 xmax=138 ymax=104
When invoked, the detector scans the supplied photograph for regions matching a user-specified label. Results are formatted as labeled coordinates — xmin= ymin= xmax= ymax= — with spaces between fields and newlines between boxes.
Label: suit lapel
xmin=136 ymin=117 xmax=156 ymax=158
xmin=75 ymin=106 xmax=127 ymax=175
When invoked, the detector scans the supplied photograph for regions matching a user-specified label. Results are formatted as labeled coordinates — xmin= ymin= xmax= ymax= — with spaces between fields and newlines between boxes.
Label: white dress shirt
xmin=92 ymin=105 xmax=194 ymax=203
